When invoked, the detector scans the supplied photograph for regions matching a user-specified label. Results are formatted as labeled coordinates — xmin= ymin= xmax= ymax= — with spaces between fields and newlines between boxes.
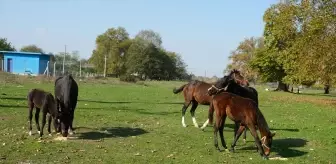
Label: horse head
xmin=229 ymin=69 xmax=249 ymax=87
xmin=261 ymin=132 xmax=276 ymax=156
xmin=57 ymin=111 xmax=72 ymax=137
xmin=207 ymin=75 xmax=233 ymax=96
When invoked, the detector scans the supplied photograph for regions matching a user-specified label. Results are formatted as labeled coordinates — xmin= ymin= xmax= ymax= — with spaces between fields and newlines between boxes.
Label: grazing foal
xmin=201 ymin=71 xmax=259 ymax=143
xmin=27 ymin=89 xmax=59 ymax=138
xmin=208 ymin=91 xmax=275 ymax=159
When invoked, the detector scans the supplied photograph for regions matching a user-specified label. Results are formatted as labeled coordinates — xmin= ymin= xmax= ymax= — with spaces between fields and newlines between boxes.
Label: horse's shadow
xmin=76 ymin=127 xmax=148 ymax=140
xmin=240 ymin=138 xmax=308 ymax=158
xmin=224 ymin=123 xmax=300 ymax=132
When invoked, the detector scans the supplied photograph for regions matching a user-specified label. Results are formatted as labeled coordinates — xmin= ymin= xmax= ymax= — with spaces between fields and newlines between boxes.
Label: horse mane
xmin=255 ymin=107 xmax=271 ymax=134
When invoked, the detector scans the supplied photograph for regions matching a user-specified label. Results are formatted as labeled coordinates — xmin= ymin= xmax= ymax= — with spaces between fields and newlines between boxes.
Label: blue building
xmin=0 ymin=51 xmax=53 ymax=76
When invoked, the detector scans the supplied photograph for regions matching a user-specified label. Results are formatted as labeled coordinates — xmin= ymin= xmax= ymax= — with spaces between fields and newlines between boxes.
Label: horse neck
xmin=256 ymin=108 xmax=270 ymax=138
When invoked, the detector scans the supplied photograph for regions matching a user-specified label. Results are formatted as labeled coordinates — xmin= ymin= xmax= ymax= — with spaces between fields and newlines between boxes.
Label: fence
xmin=45 ymin=61 xmax=103 ymax=78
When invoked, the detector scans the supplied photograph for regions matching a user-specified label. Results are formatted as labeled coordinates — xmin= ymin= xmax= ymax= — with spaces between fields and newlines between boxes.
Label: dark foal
xmin=202 ymin=70 xmax=259 ymax=143
xmin=27 ymin=89 xmax=59 ymax=138
xmin=55 ymin=74 xmax=78 ymax=137
xmin=173 ymin=70 xmax=249 ymax=128
xmin=208 ymin=91 xmax=275 ymax=160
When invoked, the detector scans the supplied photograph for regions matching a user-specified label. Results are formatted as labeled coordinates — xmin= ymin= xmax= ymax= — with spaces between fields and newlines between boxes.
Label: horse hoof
xmin=262 ymin=156 xmax=269 ymax=160
xmin=29 ymin=131 xmax=32 ymax=136
xmin=224 ymin=149 xmax=230 ymax=153
xmin=229 ymin=148 xmax=235 ymax=153
xmin=37 ymin=131 xmax=41 ymax=135
xmin=243 ymin=139 xmax=246 ymax=144
xmin=182 ymin=124 xmax=187 ymax=128
xmin=49 ymin=133 xmax=52 ymax=136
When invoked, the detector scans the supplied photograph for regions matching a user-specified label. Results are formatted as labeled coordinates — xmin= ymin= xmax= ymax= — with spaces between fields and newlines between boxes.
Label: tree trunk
xmin=324 ymin=85 xmax=330 ymax=94
xmin=275 ymin=81 xmax=289 ymax=92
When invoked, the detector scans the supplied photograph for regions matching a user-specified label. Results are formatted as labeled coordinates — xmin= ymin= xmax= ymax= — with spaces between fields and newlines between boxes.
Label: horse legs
xmin=201 ymin=103 xmax=214 ymax=130
xmin=181 ymin=102 xmax=191 ymax=127
xmin=247 ymin=124 xmax=268 ymax=159
xmin=47 ymin=114 xmax=52 ymax=136
xmin=213 ymin=119 xmax=220 ymax=151
xmin=230 ymin=125 xmax=246 ymax=152
xmin=69 ymin=112 xmax=75 ymax=135
xmin=39 ymin=108 xmax=48 ymax=138
xmin=190 ymin=101 xmax=199 ymax=128
xmin=28 ymin=103 xmax=34 ymax=136
xmin=34 ymin=108 xmax=41 ymax=135
xmin=242 ymin=128 xmax=247 ymax=144
xmin=218 ymin=115 xmax=228 ymax=151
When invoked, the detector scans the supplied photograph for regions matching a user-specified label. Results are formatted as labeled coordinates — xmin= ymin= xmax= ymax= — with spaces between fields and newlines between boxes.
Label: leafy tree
xmin=250 ymin=2 xmax=300 ymax=91
xmin=135 ymin=29 xmax=162 ymax=48
xmin=20 ymin=44 xmax=44 ymax=53
xmin=54 ymin=51 xmax=81 ymax=75
xmin=225 ymin=37 xmax=263 ymax=83
xmin=0 ymin=38 xmax=16 ymax=51
xmin=89 ymin=27 xmax=130 ymax=77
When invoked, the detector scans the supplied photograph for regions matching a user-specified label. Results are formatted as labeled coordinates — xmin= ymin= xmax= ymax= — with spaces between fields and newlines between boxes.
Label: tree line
xmin=1 ymin=27 xmax=191 ymax=81
xmin=89 ymin=27 xmax=191 ymax=81
xmin=225 ymin=0 xmax=336 ymax=93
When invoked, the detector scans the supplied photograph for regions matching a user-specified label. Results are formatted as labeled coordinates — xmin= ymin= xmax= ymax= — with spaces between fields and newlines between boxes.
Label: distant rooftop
xmin=0 ymin=51 xmax=52 ymax=56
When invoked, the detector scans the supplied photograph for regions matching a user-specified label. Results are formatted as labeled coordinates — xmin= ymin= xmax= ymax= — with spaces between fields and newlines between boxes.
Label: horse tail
xmin=173 ymin=84 xmax=187 ymax=94
xmin=208 ymin=102 xmax=215 ymax=125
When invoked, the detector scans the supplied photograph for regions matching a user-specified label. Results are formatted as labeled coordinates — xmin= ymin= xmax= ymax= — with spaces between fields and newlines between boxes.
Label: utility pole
xmin=79 ymin=60 xmax=82 ymax=77
xmin=104 ymin=55 xmax=107 ymax=77
xmin=63 ymin=45 xmax=66 ymax=75
xmin=54 ymin=62 xmax=56 ymax=77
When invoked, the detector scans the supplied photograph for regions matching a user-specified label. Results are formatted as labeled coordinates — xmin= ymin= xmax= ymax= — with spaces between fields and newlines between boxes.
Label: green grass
xmin=0 ymin=80 xmax=336 ymax=164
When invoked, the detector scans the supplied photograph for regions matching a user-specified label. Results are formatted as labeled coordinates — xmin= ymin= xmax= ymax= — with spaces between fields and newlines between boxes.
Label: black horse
xmin=201 ymin=72 xmax=259 ymax=143
xmin=27 ymin=88 xmax=60 ymax=138
xmin=55 ymin=74 xmax=78 ymax=137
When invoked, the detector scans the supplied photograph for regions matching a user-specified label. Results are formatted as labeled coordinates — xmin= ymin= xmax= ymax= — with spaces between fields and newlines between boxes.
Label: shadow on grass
xmin=240 ymin=138 xmax=308 ymax=158
xmin=224 ymin=123 xmax=300 ymax=132
xmin=77 ymin=127 xmax=148 ymax=140
xmin=0 ymin=97 xmax=26 ymax=101
xmin=300 ymin=92 xmax=336 ymax=98
xmin=0 ymin=104 xmax=26 ymax=108
xmin=78 ymin=99 xmax=182 ymax=105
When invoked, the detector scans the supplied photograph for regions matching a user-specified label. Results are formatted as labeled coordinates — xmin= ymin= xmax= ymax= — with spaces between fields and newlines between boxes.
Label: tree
xmin=166 ymin=51 xmax=189 ymax=80
xmin=0 ymin=38 xmax=16 ymax=51
xmin=135 ymin=29 xmax=162 ymax=48
xmin=89 ymin=27 xmax=130 ymax=77
xmin=54 ymin=51 xmax=81 ymax=75
xmin=225 ymin=37 xmax=263 ymax=83
xmin=20 ymin=44 xmax=44 ymax=53
xmin=250 ymin=2 xmax=300 ymax=91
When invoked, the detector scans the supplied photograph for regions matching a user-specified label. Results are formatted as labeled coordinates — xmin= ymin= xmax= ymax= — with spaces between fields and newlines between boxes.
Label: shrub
xmin=119 ymin=74 xmax=137 ymax=83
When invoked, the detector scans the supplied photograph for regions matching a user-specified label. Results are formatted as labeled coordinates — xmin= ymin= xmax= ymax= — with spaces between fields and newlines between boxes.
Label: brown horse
xmin=173 ymin=69 xmax=249 ymax=128
xmin=208 ymin=91 xmax=275 ymax=160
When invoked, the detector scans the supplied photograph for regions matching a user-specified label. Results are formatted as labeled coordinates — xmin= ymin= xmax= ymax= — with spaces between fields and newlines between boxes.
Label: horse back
xmin=190 ymin=81 xmax=212 ymax=105
xmin=213 ymin=92 xmax=258 ymax=123
xmin=28 ymin=89 xmax=56 ymax=112
xmin=54 ymin=75 xmax=78 ymax=111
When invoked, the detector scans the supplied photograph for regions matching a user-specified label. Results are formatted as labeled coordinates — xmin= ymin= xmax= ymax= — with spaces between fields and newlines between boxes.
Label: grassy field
xmin=0 ymin=78 xmax=336 ymax=164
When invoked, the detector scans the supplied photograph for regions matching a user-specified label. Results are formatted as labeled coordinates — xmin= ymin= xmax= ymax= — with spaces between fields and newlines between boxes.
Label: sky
xmin=0 ymin=0 xmax=278 ymax=77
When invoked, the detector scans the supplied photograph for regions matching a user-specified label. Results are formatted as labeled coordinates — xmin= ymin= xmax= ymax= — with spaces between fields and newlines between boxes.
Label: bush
xmin=119 ymin=74 xmax=137 ymax=83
